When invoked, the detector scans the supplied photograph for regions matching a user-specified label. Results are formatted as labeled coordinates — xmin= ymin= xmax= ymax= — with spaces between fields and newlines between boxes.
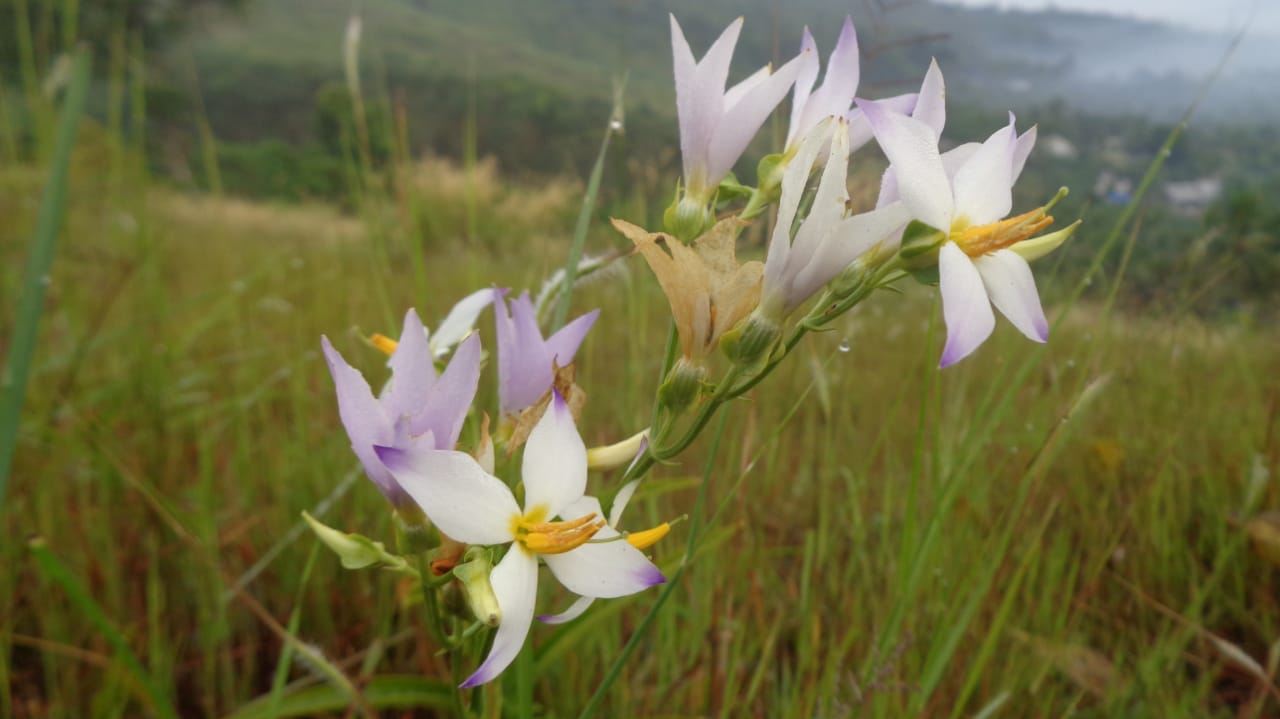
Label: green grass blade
xmin=29 ymin=536 xmax=180 ymax=719
xmin=0 ymin=49 xmax=90 ymax=512
xmin=225 ymin=675 xmax=454 ymax=719
xmin=550 ymin=76 xmax=625 ymax=331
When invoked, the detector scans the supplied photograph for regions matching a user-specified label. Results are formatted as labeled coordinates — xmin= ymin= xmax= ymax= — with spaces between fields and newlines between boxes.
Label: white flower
xmin=859 ymin=93 xmax=1065 ymax=367
xmin=670 ymin=15 xmax=805 ymax=203
xmin=760 ymin=118 xmax=910 ymax=318
xmin=375 ymin=392 xmax=664 ymax=687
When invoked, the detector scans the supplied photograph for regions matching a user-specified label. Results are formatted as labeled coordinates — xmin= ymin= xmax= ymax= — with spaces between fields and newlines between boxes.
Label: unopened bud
xmin=453 ymin=551 xmax=501 ymax=627
xmin=302 ymin=511 xmax=410 ymax=572
xmin=663 ymin=194 xmax=712 ymax=241
xmin=657 ymin=357 xmax=707 ymax=414
xmin=720 ymin=312 xmax=781 ymax=370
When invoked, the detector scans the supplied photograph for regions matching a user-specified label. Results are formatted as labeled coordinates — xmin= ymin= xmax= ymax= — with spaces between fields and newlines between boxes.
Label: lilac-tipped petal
xmin=787 ymin=27 xmax=821 ymax=145
xmin=790 ymin=201 xmax=911 ymax=308
xmin=410 ymin=332 xmax=482 ymax=450
xmin=858 ymin=98 xmax=953 ymax=234
xmin=459 ymin=549 xmax=538 ymax=688
xmin=951 ymin=118 xmax=1017 ymax=226
xmin=520 ymin=391 xmax=587 ymax=519
xmin=974 ymin=249 xmax=1048 ymax=342
xmin=706 ymin=49 xmax=804 ymax=185
xmin=377 ymin=446 xmax=518 ymax=546
xmin=912 ymin=59 xmax=946 ymax=137
xmin=788 ymin=17 xmax=861 ymax=146
xmin=543 ymin=539 xmax=665 ymax=599
xmin=321 ymin=337 xmax=397 ymax=499
xmin=543 ymin=308 xmax=598 ymax=373
xmin=429 ymin=288 xmax=497 ymax=358
xmin=847 ymin=92 xmax=915 ymax=154
xmin=383 ymin=308 xmax=437 ymax=422
xmin=938 ymin=242 xmax=996 ymax=368
xmin=537 ymin=596 xmax=595 ymax=625
xmin=1012 ymin=125 xmax=1037 ymax=183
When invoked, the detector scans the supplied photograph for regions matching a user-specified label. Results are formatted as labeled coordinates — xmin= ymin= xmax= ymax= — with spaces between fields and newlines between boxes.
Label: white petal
xmin=707 ymin=49 xmax=803 ymax=184
xmin=608 ymin=479 xmax=642 ymax=527
xmin=1012 ymin=125 xmax=1037 ymax=182
xmin=537 ymin=596 xmax=595 ymax=625
xmin=560 ymin=495 xmax=605 ymax=524
xmin=542 ymin=539 xmax=665 ymax=599
xmin=724 ymin=65 xmax=771 ymax=111
xmin=786 ymin=27 xmax=820 ymax=146
xmin=847 ymin=92 xmax=915 ymax=154
xmin=974 ymin=249 xmax=1048 ymax=343
xmin=671 ymin=14 xmax=711 ymax=185
xmin=789 ymin=120 xmax=850 ymax=265
xmin=764 ymin=118 xmax=832 ymax=297
xmin=940 ymin=142 xmax=981 ymax=180
xmin=790 ymin=17 xmax=860 ymax=146
xmin=912 ymin=58 xmax=946 ymax=137
xmin=459 ymin=549 xmax=538 ymax=688
xmin=375 ymin=446 xmax=517 ymax=545
xmin=520 ymin=391 xmax=587 ymax=518
xmin=790 ymin=201 xmax=911 ymax=309
xmin=951 ymin=118 xmax=1016 ymax=226
xmin=938 ymin=242 xmax=996 ymax=368
xmin=857 ymin=98 xmax=953 ymax=233
xmin=428 ymin=288 xmax=497 ymax=357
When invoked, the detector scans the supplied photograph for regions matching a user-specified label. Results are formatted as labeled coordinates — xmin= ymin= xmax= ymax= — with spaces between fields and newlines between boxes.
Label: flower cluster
xmin=311 ymin=12 xmax=1079 ymax=692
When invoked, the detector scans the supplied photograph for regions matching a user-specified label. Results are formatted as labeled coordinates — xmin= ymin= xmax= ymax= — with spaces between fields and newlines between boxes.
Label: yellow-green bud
xmin=453 ymin=551 xmax=501 ymax=627
xmin=302 ymin=511 xmax=411 ymax=573
xmin=663 ymin=194 xmax=712 ymax=241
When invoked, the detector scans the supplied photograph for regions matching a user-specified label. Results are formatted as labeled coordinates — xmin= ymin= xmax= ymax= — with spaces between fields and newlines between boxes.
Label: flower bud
xmin=453 ymin=550 xmax=501 ymax=627
xmin=720 ymin=312 xmax=781 ymax=371
xmin=663 ymin=194 xmax=712 ymax=241
xmin=657 ymin=357 xmax=707 ymax=414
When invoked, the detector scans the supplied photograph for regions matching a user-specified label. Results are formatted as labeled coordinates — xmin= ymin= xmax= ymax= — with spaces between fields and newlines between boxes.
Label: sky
xmin=936 ymin=0 xmax=1280 ymax=36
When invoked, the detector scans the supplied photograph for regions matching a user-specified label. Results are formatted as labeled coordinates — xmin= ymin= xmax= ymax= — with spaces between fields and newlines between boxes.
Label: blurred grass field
xmin=4 ymin=0 xmax=1280 ymax=710
xmin=3 ymin=99 xmax=1279 ymax=718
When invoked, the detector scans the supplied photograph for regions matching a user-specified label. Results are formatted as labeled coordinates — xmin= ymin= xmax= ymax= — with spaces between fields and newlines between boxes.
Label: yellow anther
xmin=369 ymin=333 xmax=398 ymax=356
xmin=953 ymin=207 xmax=1055 ymax=258
xmin=625 ymin=523 xmax=670 ymax=551
xmin=517 ymin=513 xmax=606 ymax=555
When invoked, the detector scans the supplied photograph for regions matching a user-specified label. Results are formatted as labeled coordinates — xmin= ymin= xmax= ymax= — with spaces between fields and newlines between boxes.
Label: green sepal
xmin=898 ymin=219 xmax=948 ymax=269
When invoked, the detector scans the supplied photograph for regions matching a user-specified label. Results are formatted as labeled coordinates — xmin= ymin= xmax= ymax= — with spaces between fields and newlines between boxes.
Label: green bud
xmin=663 ymin=194 xmax=712 ymax=241
xmin=1009 ymin=220 xmax=1080 ymax=263
xmin=302 ymin=511 xmax=411 ymax=573
xmin=897 ymin=220 xmax=948 ymax=269
xmin=657 ymin=358 xmax=707 ymax=414
xmin=453 ymin=550 xmax=501 ymax=627
xmin=756 ymin=152 xmax=788 ymax=199
xmin=720 ymin=313 xmax=781 ymax=371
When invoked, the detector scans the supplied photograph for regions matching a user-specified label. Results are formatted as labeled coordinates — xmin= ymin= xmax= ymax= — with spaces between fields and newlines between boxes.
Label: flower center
xmin=512 ymin=507 xmax=606 ymax=555
xmin=952 ymin=207 xmax=1055 ymax=258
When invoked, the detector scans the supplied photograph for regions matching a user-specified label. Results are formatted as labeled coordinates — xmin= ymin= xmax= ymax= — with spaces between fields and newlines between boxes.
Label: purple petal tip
xmin=638 ymin=566 xmax=667 ymax=588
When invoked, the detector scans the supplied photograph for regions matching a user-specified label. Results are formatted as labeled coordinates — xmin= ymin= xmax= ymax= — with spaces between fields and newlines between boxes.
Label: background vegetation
xmin=2 ymin=0 xmax=1279 ymax=717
